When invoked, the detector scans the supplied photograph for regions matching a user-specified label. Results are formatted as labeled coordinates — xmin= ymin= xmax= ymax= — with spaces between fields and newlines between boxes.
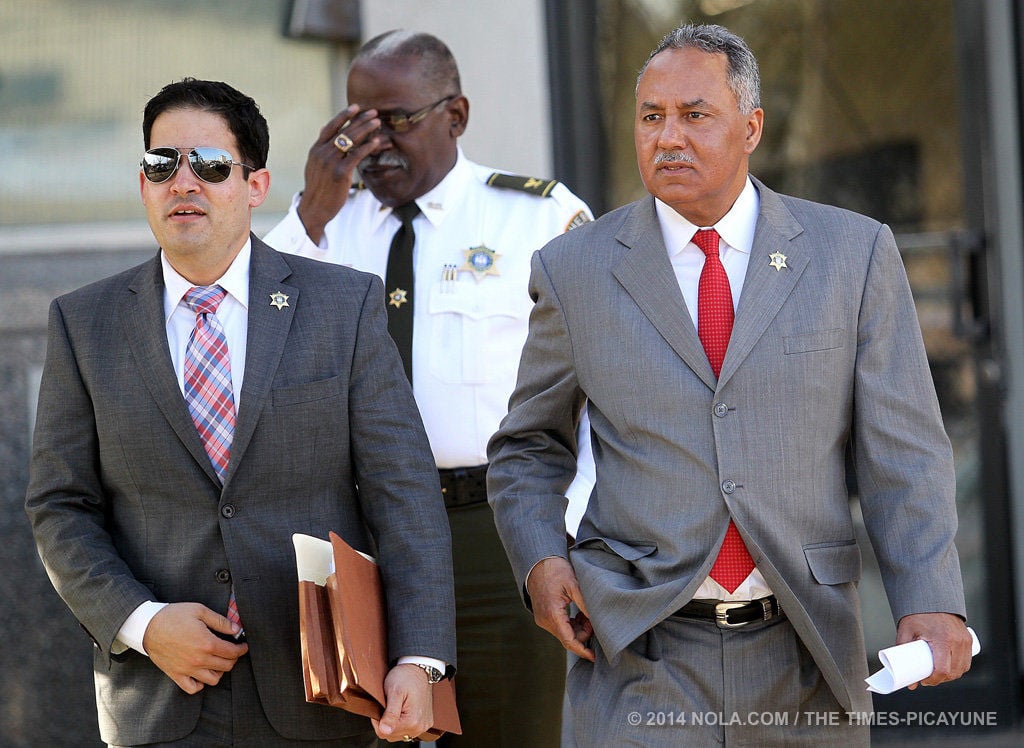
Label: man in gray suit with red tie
xmin=487 ymin=24 xmax=973 ymax=746
xmin=25 ymin=78 xmax=454 ymax=746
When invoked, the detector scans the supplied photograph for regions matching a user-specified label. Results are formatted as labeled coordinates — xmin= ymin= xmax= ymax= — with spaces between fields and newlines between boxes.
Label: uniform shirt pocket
xmin=427 ymin=281 xmax=533 ymax=384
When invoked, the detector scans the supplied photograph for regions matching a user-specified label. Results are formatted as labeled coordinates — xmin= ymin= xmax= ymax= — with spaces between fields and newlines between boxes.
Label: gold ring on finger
xmin=333 ymin=132 xmax=354 ymax=153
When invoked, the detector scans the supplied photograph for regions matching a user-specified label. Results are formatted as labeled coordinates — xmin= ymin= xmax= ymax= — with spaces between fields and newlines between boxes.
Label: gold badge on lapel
xmin=270 ymin=291 xmax=290 ymax=310
xmin=461 ymin=245 xmax=501 ymax=283
xmin=388 ymin=288 xmax=409 ymax=308
xmin=768 ymin=251 xmax=788 ymax=271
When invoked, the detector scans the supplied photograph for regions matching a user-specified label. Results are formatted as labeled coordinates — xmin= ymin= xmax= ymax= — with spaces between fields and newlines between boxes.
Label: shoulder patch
xmin=486 ymin=172 xmax=559 ymax=197
xmin=564 ymin=210 xmax=591 ymax=233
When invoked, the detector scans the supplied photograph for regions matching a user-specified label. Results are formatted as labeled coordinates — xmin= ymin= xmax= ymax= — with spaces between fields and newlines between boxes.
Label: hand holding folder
xmin=293 ymin=532 xmax=461 ymax=739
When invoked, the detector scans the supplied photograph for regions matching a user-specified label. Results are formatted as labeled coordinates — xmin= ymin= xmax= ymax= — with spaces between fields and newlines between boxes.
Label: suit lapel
xmin=122 ymin=256 xmax=221 ymax=484
xmin=611 ymin=198 xmax=717 ymax=389
xmin=718 ymin=179 xmax=807 ymax=388
xmin=225 ymin=236 xmax=297 ymax=486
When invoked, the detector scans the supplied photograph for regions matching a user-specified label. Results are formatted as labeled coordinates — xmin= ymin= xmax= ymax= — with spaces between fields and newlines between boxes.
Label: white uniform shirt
xmin=655 ymin=177 xmax=773 ymax=602
xmin=265 ymin=150 xmax=593 ymax=471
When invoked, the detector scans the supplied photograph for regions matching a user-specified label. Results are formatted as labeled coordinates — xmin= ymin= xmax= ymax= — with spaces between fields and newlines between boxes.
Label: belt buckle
xmin=714 ymin=601 xmax=751 ymax=629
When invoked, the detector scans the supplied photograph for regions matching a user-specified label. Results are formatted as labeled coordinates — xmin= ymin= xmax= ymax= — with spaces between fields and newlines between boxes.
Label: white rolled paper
xmin=865 ymin=627 xmax=980 ymax=694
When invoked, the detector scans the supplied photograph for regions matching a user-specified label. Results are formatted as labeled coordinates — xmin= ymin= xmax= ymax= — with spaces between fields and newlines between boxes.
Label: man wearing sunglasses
xmin=26 ymin=78 xmax=455 ymax=746
xmin=264 ymin=30 xmax=593 ymax=747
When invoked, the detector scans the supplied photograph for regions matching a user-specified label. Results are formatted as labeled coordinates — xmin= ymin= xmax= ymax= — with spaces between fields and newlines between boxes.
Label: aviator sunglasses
xmin=141 ymin=147 xmax=255 ymax=185
xmin=376 ymin=95 xmax=456 ymax=132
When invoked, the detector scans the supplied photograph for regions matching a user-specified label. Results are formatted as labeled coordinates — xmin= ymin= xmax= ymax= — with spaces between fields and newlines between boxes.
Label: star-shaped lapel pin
xmin=768 ymin=251 xmax=788 ymax=271
xmin=270 ymin=291 xmax=290 ymax=309
xmin=388 ymin=288 xmax=409 ymax=308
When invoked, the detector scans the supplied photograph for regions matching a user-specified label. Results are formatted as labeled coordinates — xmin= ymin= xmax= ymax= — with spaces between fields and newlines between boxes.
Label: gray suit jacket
xmin=487 ymin=179 xmax=965 ymax=714
xmin=26 ymin=236 xmax=455 ymax=744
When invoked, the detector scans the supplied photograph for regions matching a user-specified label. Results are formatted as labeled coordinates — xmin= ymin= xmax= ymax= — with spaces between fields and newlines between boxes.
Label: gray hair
xmin=354 ymin=30 xmax=462 ymax=98
xmin=636 ymin=23 xmax=760 ymax=114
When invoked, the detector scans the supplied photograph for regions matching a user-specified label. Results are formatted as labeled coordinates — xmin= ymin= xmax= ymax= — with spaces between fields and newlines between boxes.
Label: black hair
xmin=142 ymin=78 xmax=269 ymax=170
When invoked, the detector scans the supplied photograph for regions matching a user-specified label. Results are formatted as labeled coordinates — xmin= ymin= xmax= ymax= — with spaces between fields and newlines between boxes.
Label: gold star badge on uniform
xmin=270 ymin=291 xmax=290 ymax=309
xmin=461 ymin=245 xmax=502 ymax=283
xmin=388 ymin=288 xmax=409 ymax=308
xmin=768 ymin=251 xmax=788 ymax=271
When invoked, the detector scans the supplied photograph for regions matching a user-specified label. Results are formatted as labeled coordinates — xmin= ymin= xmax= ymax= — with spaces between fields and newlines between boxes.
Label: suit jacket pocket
xmin=803 ymin=539 xmax=861 ymax=585
xmin=783 ymin=328 xmax=845 ymax=354
xmin=570 ymin=536 xmax=658 ymax=561
xmin=272 ymin=375 xmax=346 ymax=406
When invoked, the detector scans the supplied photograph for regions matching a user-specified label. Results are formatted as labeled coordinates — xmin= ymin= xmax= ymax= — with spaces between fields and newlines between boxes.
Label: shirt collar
xmin=162 ymin=238 xmax=251 ymax=322
xmin=656 ymin=177 xmax=760 ymax=256
xmin=368 ymin=147 xmax=467 ymax=231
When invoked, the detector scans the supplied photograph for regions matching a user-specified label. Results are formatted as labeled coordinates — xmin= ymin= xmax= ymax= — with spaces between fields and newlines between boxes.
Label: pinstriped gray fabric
xmin=567 ymin=617 xmax=866 ymax=747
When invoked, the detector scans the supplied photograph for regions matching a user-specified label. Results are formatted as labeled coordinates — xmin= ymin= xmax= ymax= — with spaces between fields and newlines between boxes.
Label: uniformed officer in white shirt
xmin=264 ymin=30 xmax=593 ymax=747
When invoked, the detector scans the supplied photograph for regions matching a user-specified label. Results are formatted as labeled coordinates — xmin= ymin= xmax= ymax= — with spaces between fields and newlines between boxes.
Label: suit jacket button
xmin=221 ymin=504 xmax=235 ymax=518
xmin=722 ymin=480 xmax=736 ymax=494
xmin=215 ymin=569 xmax=231 ymax=584
xmin=713 ymin=402 xmax=729 ymax=417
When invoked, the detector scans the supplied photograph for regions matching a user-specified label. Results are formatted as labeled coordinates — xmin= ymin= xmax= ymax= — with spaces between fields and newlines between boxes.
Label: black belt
xmin=438 ymin=464 xmax=488 ymax=508
xmin=671 ymin=595 xmax=783 ymax=628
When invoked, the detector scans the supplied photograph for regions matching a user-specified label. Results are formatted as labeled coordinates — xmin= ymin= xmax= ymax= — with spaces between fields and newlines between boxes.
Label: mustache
xmin=358 ymin=150 xmax=410 ymax=170
xmin=654 ymin=151 xmax=695 ymax=165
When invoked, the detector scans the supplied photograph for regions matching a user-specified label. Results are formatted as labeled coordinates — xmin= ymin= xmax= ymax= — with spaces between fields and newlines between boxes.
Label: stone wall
xmin=1 ymin=246 xmax=151 ymax=747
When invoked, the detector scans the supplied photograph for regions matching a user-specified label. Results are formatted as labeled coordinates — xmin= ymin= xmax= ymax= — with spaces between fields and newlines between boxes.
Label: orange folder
xmin=294 ymin=532 xmax=461 ymax=739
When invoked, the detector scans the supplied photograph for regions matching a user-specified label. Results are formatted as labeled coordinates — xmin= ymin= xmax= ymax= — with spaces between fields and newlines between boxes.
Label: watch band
xmin=413 ymin=663 xmax=444 ymax=684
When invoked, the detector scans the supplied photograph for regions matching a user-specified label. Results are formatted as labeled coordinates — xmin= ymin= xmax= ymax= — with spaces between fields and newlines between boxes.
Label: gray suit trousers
xmin=566 ymin=615 xmax=868 ymax=747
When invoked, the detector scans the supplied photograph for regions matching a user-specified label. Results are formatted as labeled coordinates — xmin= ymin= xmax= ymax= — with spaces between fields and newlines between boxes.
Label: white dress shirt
xmin=655 ymin=177 xmax=773 ymax=602
xmin=162 ymin=243 xmax=251 ymax=406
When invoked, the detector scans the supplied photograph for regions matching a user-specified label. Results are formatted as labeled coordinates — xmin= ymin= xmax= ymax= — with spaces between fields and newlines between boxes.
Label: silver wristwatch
xmin=413 ymin=663 xmax=444 ymax=684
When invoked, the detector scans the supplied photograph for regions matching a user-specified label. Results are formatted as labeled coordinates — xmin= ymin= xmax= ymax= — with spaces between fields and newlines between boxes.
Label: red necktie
xmin=692 ymin=229 xmax=755 ymax=592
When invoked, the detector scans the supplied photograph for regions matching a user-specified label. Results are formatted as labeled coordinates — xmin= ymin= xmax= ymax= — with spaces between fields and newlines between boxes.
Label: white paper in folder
xmin=292 ymin=533 xmax=377 ymax=585
xmin=865 ymin=627 xmax=980 ymax=694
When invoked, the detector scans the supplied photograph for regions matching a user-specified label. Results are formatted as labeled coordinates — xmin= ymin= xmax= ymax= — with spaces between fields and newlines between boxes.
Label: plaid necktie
xmin=183 ymin=285 xmax=235 ymax=481
xmin=692 ymin=229 xmax=755 ymax=593
xmin=183 ymin=285 xmax=242 ymax=632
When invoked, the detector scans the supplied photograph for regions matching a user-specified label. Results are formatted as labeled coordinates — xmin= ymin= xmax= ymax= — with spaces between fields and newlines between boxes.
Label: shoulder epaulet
xmin=486 ymin=172 xmax=559 ymax=197
xmin=350 ymin=180 xmax=366 ymax=192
